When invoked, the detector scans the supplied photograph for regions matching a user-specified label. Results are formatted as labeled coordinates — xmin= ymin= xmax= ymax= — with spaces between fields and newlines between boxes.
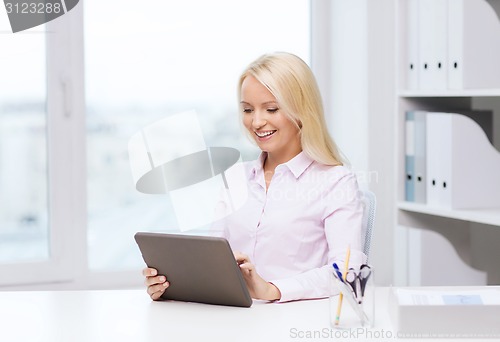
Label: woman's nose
xmin=252 ymin=111 xmax=267 ymax=129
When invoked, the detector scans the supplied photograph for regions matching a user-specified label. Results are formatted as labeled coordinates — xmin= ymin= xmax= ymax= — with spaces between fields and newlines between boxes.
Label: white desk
xmin=0 ymin=287 xmax=496 ymax=342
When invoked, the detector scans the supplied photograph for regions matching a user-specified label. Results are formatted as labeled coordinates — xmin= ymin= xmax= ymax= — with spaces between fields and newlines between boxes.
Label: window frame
xmin=0 ymin=5 xmax=85 ymax=286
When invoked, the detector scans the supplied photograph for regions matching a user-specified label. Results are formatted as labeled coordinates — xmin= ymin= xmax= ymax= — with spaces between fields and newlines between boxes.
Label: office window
xmin=84 ymin=0 xmax=310 ymax=271
xmin=0 ymin=24 xmax=48 ymax=263
xmin=0 ymin=10 xmax=80 ymax=286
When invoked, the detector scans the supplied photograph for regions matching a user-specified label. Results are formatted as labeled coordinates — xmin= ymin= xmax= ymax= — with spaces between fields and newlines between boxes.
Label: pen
xmin=334 ymin=245 xmax=351 ymax=326
xmin=332 ymin=263 xmax=344 ymax=281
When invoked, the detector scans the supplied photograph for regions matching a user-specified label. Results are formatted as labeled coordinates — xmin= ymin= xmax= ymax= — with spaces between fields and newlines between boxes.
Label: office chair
xmin=360 ymin=190 xmax=376 ymax=262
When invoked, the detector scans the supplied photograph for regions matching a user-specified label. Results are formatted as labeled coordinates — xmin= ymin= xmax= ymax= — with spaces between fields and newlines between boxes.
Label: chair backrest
xmin=360 ymin=190 xmax=376 ymax=262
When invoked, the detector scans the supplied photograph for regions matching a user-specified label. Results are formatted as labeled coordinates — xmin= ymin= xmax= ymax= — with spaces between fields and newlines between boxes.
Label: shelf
xmin=397 ymin=201 xmax=500 ymax=226
xmin=398 ymin=89 xmax=500 ymax=98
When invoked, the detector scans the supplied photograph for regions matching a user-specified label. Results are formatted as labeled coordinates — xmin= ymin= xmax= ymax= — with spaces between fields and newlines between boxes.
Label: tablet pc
xmin=134 ymin=232 xmax=252 ymax=308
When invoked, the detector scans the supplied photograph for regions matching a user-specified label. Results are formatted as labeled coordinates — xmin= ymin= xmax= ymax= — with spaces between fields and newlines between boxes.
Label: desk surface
xmin=0 ymin=287 xmax=497 ymax=342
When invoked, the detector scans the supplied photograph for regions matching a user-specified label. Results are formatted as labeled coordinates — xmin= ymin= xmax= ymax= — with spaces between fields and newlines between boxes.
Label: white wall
xmin=312 ymin=0 xmax=396 ymax=286
xmin=329 ymin=1 xmax=369 ymax=173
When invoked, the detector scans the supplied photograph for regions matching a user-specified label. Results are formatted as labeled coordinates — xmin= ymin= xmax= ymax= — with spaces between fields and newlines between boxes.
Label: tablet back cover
xmin=135 ymin=232 xmax=252 ymax=308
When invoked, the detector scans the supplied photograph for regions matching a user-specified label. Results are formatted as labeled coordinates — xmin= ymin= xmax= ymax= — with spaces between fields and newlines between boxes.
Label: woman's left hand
xmin=234 ymin=252 xmax=281 ymax=301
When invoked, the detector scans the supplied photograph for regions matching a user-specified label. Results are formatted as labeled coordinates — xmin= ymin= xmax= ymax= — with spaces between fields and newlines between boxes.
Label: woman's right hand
xmin=142 ymin=267 xmax=170 ymax=300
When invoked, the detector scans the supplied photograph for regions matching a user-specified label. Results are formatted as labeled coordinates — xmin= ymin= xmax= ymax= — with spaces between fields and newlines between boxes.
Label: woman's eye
xmin=242 ymin=108 xmax=253 ymax=113
xmin=267 ymin=108 xmax=279 ymax=113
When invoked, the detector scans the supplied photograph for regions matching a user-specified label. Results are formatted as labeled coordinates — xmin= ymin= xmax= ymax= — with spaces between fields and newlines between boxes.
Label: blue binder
xmin=405 ymin=111 xmax=415 ymax=202
xmin=414 ymin=111 xmax=427 ymax=203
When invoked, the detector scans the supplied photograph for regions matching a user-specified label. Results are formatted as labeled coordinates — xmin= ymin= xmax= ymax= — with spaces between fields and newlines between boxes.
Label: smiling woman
xmin=143 ymin=52 xmax=366 ymax=303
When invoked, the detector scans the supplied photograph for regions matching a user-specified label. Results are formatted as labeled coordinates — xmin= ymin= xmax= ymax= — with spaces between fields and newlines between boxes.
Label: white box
xmin=389 ymin=286 xmax=500 ymax=337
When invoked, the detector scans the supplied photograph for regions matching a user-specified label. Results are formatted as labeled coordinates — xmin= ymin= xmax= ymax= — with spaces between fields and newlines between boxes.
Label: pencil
xmin=334 ymin=245 xmax=351 ymax=326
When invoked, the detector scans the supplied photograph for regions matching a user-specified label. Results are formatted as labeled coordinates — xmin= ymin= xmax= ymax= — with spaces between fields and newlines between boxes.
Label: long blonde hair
xmin=238 ymin=52 xmax=345 ymax=166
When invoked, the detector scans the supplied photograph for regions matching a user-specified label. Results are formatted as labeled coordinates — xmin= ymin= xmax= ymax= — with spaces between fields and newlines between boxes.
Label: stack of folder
xmin=404 ymin=110 xmax=500 ymax=209
xmin=404 ymin=0 xmax=500 ymax=90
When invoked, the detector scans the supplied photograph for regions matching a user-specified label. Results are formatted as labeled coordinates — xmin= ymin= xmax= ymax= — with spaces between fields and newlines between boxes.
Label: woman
xmin=143 ymin=52 xmax=365 ymax=302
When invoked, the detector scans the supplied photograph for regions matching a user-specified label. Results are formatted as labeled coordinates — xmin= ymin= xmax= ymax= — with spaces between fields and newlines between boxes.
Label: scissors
xmin=345 ymin=264 xmax=372 ymax=304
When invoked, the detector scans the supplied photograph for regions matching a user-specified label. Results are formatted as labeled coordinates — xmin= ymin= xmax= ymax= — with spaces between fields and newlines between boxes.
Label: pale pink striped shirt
xmin=214 ymin=151 xmax=365 ymax=302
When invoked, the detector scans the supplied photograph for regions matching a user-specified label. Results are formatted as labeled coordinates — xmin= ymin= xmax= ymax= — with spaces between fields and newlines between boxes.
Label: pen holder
xmin=329 ymin=264 xmax=375 ymax=330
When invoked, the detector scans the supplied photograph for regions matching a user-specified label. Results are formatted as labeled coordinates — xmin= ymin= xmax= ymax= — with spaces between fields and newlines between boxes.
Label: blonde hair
xmin=238 ymin=52 xmax=345 ymax=166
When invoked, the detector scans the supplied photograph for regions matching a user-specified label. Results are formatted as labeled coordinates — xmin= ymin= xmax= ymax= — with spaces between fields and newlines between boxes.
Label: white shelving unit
xmin=395 ymin=0 xmax=500 ymax=286
xmin=397 ymin=202 xmax=500 ymax=227
xmin=399 ymin=89 xmax=500 ymax=98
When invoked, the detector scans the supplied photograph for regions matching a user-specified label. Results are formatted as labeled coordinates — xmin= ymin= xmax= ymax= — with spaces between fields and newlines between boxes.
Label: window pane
xmin=0 ymin=20 xmax=48 ymax=262
xmin=84 ymin=0 xmax=310 ymax=271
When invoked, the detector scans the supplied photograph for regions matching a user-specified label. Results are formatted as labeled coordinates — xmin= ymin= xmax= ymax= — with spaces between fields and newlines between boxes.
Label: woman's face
xmin=240 ymin=76 xmax=301 ymax=160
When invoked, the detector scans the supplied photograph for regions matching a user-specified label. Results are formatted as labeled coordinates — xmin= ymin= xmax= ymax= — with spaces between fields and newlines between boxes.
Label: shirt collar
xmin=285 ymin=151 xmax=315 ymax=178
xmin=250 ymin=151 xmax=314 ymax=179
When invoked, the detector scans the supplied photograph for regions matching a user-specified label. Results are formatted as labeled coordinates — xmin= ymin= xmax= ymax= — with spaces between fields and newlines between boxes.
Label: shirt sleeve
xmin=269 ymin=172 xmax=366 ymax=303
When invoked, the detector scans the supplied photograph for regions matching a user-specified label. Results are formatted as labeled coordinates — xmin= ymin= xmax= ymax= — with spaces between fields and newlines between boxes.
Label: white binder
xmin=426 ymin=112 xmax=500 ymax=209
xmin=447 ymin=0 xmax=500 ymax=89
xmin=418 ymin=0 xmax=447 ymax=90
xmin=426 ymin=113 xmax=450 ymax=207
xmin=405 ymin=0 xmax=420 ymax=90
